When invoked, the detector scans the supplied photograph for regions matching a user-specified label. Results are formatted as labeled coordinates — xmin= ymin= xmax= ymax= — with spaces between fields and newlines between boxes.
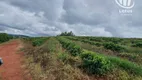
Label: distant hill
xmin=8 ymin=34 xmax=30 ymax=38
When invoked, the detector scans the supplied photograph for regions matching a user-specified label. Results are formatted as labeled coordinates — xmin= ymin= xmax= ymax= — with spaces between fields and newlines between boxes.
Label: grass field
xmin=20 ymin=36 xmax=142 ymax=80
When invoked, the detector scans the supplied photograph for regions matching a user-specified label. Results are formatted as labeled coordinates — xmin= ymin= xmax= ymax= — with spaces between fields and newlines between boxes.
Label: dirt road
xmin=0 ymin=40 xmax=31 ymax=80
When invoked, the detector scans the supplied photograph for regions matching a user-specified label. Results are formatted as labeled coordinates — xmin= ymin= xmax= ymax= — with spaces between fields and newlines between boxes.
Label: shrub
xmin=71 ymin=45 xmax=82 ymax=56
xmin=58 ymin=53 xmax=69 ymax=62
xmin=32 ymin=38 xmax=48 ymax=46
xmin=0 ymin=33 xmax=11 ymax=43
xmin=103 ymin=42 xmax=126 ymax=52
xmin=57 ymin=37 xmax=82 ymax=56
xmin=108 ymin=56 xmax=142 ymax=76
xmin=32 ymin=40 xmax=43 ymax=46
xmin=132 ymin=42 xmax=142 ymax=48
xmin=80 ymin=50 xmax=112 ymax=75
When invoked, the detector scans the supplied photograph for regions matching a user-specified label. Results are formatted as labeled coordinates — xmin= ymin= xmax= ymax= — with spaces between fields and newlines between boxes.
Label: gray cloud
xmin=0 ymin=0 xmax=141 ymax=37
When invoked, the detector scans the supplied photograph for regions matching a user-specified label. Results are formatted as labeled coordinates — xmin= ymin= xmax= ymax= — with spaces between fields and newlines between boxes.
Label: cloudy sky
xmin=0 ymin=0 xmax=141 ymax=37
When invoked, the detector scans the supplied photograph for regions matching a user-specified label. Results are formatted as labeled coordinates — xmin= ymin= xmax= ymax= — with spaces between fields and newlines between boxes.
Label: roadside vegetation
xmin=0 ymin=33 xmax=12 ymax=43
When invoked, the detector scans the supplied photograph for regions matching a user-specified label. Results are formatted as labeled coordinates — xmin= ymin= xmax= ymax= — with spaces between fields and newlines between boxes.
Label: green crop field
xmin=0 ymin=32 xmax=142 ymax=80
xmin=22 ymin=36 xmax=142 ymax=80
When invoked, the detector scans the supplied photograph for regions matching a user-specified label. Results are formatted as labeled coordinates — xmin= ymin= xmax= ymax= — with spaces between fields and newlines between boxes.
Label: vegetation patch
xmin=103 ymin=42 xmax=126 ymax=52
xmin=108 ymin=56 xmax=142 ymax=76
xmin=22 ymin=36 xmax=142 ymax=80
xmin=32 ymin=38 xmax=49 ymax=46
xmin=57 ymin=37 xmax=82 ymax=56
xmin=0 ymin=33 xmax=12 ymax=43
xmin=132 ymin=42 xmax=142 ymax=48
xmin=81 ymin=50 xmax=112 ymax=75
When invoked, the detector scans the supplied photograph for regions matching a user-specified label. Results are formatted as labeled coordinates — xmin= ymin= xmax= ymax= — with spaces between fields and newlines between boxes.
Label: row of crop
xmin=24 ymin=38 xmax=67 ymax=80
xmin=57 ymin=37 xmax=142 ymax=76
xmin=22 ymin=37 xmax=35 ymax=42
xmin=66 ymin=37 xmax=126 ymax=53
xmin=23 ymin=37 xmax=49 ymax=46
xmin=66 ymin=37 xmax=103 ymax=47
xmin=76 ymin=36 xmax=142 ymax=48
xmin=57 ymin=37 xmax=82 ymax=56
xmin=57 ymin=37 xmax=111 ymax=75
xmin=32 ymin=37 xmax=49 ymax=46
xmin=67 ymin=37 xmax=142 ymax=65
xmin=76 ymin=36 xmax=124 ymax=44
xmin=132 ymin=42 xmax=142 ymax=48
xmin=69 ymin=37 xmax=142 ymax=55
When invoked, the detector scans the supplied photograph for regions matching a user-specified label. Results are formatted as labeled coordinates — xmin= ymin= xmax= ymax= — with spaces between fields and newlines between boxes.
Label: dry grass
xmin=23 ymin=38 xmax=90 ymax=80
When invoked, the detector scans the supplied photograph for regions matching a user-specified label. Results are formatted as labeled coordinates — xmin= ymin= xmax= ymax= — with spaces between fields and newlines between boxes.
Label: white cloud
xmin=0 ymin=1 xmax=60 ymax=36
xmin=0 ymin=0 xmax=141 ymax=38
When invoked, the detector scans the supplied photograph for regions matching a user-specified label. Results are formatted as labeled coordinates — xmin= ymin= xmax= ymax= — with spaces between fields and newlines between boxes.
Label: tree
xmin=57 ymin=31 xmax=75 ymax=36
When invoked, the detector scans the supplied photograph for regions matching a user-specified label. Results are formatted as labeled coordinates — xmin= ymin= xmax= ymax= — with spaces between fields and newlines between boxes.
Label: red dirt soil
xmin=0 ymin=40 xmax=32 ymax=80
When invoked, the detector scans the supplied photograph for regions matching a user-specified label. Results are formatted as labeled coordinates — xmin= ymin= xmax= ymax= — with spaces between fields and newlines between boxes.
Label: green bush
xmin=80 ymin=50 xmax=112 ymax=75
xmin=32 ymin=40 xmax=43 ymax=46
xmin=0 ymin=33 xmax=11 ymax=43
xmin=32 ymin=38 xmax=48 ymax=46
xmin=103 ymin=42 xmax=126 ymax=52
xmin=132 ymin=42 xmax=142 ymax=48
xmin=58 ymin=53 xmax=69 ymax=62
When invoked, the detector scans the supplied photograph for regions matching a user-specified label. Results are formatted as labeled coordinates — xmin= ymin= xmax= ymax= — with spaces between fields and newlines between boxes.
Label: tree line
xmin=57 ymin=31 xmax=75 ymax=36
